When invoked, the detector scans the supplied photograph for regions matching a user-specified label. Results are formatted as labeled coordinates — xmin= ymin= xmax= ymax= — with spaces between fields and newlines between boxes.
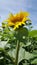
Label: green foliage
xmin=29 ymin=30 xmax=37 ymax=37
xmin=0 ymin=26 xmax=37 ymax=65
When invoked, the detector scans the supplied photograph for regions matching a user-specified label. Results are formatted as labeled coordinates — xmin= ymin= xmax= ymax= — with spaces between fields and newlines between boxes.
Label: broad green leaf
xmin=31 ymin=59 xmax=37 ymax=64
xmin=24 ymin=42 xmax=31 ymax=47
xmin=8 ymin=47 xmax=37 ymax=64
xmin=8 ymin=49 xmax=16 ymax=58
xmin=18 ymin=47 xmax=25 ymax=63
xmin=0 ymin=41 xmax=7 ymax=48
xmin=18 ymin=48 xmax=35 ymax=63
xmin=15 ymin=27 xmax=28 ymax=42
xmin=29 ymin=30 xmax=37 ymax=37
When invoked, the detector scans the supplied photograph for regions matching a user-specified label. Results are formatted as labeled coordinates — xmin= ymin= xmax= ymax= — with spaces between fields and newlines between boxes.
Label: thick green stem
xmin=15 ymin=40 xmax=20 ymax=65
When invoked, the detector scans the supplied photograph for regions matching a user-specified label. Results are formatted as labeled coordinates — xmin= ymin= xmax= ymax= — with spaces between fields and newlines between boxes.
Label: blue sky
xmin=0 ymin=0 xmax=37 ymax=29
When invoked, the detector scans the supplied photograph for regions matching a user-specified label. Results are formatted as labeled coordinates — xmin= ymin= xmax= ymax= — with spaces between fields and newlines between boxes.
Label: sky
xmin=0 ymin=0 xmax=37 ymax=29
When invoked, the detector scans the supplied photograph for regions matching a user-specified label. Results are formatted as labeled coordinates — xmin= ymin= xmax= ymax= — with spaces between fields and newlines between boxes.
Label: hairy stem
xmin=15 ymin=40 xmax=20 ymax=65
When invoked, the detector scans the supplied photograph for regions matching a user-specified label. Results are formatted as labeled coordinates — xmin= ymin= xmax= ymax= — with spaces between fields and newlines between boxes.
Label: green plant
xmin=0 ymin=12 xmax=37 ymax=65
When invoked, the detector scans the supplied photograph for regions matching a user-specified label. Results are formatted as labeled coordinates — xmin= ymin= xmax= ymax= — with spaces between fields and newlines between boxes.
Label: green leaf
xmin=31 ymin=59 xmax=37 ymax=64
xmin=0 ymin=41 xmax=7 ymax=48
xmin=18 ymin=48 xmax=37 ymax=63
xmin=8 ymin=47 xmax=37 ymax=64
xmin=18 ymin=47 xmax=25 ymax=63
xmin=23 ymin=63 xmax=29 ymax=65
xmin=15 ymin=27 xmax=28 ymax=42
xmin=29 ymin=30 xmax=37 ymax=37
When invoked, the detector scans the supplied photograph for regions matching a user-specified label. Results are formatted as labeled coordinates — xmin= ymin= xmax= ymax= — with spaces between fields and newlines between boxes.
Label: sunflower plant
xmin=0 ymin=11 xmax=37 ymax=65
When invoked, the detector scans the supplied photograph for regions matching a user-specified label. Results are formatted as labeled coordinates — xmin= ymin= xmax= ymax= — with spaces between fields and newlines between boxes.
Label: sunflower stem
xmin=15 ymin=40 xmax=20 ymax=65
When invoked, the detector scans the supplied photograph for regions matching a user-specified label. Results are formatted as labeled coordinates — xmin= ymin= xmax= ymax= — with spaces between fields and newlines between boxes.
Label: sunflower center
xmin=12 ymin=17 xmax=23 ymax=24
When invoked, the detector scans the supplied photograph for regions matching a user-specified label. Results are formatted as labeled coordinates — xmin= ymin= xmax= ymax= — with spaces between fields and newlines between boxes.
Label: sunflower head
xmin=2 ymin=11 xmax=30 ymax=30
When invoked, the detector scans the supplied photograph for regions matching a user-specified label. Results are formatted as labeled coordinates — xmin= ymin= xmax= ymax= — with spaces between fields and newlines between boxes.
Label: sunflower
xmin=2 ymin=11 xmax=30 ymax=30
